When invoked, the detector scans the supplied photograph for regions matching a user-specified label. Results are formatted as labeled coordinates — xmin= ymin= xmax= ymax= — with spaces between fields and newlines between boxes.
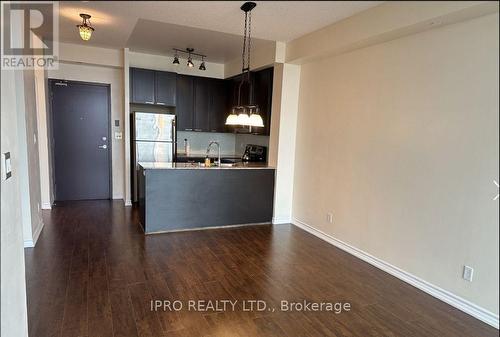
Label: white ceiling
xmin=59 ymin=1 xmax=381 ymax=62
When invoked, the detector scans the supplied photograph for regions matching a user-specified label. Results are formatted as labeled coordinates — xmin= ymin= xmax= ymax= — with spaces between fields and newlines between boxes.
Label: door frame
xmin=48 ymin=78 xmax=113 ymax=201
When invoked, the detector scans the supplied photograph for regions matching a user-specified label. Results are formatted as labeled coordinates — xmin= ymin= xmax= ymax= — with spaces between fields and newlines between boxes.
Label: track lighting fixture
xmin=172 ymin=48 xmax=206 ymax=71
xmin=173 ymin=51 xmax=180 ymax=65
xmin=199 ymin=56 xmax=206 ymax=71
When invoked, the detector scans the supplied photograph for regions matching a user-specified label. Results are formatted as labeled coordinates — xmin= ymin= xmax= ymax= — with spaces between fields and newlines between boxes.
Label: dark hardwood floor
xmin=25 ymin=200 xmax=497 ymax=337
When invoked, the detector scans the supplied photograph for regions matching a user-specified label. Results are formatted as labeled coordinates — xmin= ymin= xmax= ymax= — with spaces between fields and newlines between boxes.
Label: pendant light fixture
xmin=225 ymin=2 xmax=264 ymax=128
xmin=77 ymin=13 xmax=94 ymax=41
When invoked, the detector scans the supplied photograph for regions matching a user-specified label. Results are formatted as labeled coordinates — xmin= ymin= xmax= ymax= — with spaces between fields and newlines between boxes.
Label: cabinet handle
xmin=194 ymin=129 xmax=203 ymax=132
xmin=185 ymin=128 xmax=193 ymax=131
xmin=145 ymin=101 xmax=154 ymax=104
xmin=156 ymin=102 xmax=166 ymax=105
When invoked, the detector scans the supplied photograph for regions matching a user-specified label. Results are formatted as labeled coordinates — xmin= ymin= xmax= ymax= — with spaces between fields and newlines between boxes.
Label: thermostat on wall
xmin=1 ymin=152 xmax=12 ymax=181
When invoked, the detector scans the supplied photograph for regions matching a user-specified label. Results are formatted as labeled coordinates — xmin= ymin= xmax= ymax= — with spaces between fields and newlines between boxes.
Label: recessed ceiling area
xmin=58 ymin=1 xmax=382 ymax=62
xmin=126 ymin=19 xmax=275 ymax=63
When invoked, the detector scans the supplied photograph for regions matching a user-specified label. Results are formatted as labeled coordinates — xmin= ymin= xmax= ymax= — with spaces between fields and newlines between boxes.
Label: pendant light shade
xmin=77 ymin=14 xmax=94 ymax=41
xmin=225 ymin=113 xmax=239 ymax=125
xmin=237 ymin=111 xmax=251 ymax=125
xmin=249 ymin=113 xmax=264 ymax=127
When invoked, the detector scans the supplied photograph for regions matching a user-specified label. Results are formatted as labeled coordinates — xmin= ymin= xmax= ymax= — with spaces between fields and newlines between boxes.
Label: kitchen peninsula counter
xmin=139 ymin=162 xmax=274 ymax=170
xmin=138 ymin=162 xmax=275 ymax=233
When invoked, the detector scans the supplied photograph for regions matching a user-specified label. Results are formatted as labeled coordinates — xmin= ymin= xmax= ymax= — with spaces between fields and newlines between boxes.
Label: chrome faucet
xmin=206 ymin=141 xmax=221 ymax=167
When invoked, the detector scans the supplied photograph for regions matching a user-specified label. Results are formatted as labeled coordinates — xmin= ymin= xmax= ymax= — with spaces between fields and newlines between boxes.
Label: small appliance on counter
xmin=242 ymin=144 xmax=267 ymax=162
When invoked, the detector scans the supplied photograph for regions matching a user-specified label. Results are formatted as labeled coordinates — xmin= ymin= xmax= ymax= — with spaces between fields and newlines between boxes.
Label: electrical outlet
xmin=463 ymin=266 xmax=474 ymax=282
xmin=326 ymin=213 xmax=334 ymax=224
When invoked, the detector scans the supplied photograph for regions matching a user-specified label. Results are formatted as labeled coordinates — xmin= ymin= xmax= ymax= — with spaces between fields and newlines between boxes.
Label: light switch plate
xmin=2 ymin=152 xmax=12 ymax=181
xmin=463 ymin=265 xmax=474 ymax=282
xmin=114 ymin=131 xmax=123 ymax=140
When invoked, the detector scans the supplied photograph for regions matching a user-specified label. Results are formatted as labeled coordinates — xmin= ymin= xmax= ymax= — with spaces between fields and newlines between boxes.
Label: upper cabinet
xmin=176 ymin=76 xmax=228 ymax=132
xmin=193 ymin=77 xmax=210 ymax=132
xmin=176 ymin=75 xmax=194 ymax=131
xmin=155 ymin=71 xmax=176 ymax=106
xmin=130 ymin=68 xmax=176 ymax=106
xmin=130 ymin=68 xmax=155 ymax=104
xmin=130 ymin=66 xmax=273 ymax=135
xmin=209 ymin=79 xmax=229 ymax=133
xmin=252 ymin=67 xmax=273 ymax=135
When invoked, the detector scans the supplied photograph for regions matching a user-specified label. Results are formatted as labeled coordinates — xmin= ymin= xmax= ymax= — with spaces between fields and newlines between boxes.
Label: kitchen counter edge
xmin=139 ymin=162 xmax=275 ymax=170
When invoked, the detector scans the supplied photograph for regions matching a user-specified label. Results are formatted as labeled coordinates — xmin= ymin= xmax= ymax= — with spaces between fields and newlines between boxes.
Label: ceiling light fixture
xmin=199 ymin=56 xmax=206 ymax=71
xmin=77 ymin=13 xmax=94 ymax=41
xmin=173 ymin=51 xmax=180 ymax=65
xmin=225 ymin=2 xmax=264 ymax=128
xmin=187 ymin=48 xmax=194 ymax=67
xmin=172 ymin=48 xmax=206 ymax=71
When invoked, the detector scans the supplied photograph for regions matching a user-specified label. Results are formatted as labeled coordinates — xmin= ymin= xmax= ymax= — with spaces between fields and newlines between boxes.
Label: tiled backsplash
xmin=177 ymin=131 xmax=269 ymax=157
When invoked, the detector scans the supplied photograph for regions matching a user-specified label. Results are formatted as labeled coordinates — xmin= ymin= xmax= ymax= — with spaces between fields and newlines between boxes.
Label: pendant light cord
xmin=247 ymin=10 xmax=252 ymax=79
xmin=242 ymin=11 xmax=248 ymax=74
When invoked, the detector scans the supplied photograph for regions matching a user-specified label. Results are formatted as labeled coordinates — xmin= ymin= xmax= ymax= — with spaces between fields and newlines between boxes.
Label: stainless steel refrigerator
xmin=132 ymin=112 xmax=176 ymax=202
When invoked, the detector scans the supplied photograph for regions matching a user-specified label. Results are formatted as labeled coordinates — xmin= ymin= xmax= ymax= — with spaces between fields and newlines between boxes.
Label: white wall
xmin=1 ymin=69 xmax=29 ymax=337
xmin=19 ymin=69 xmax=44 ymax=247
xmin=269 ymin=63 xmax=301 ymax=224
xmin=48 ymin=62 xmax=125 ymax=199
xmin=34 ymin=67 xmax=53 ymax=209
xmin=292 ymin=12 xmax=499 ymax=317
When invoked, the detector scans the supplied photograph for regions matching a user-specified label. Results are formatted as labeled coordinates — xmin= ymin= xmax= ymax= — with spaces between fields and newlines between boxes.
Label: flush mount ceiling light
xmin=172 ymin=48 xmax=206 ymax=71
xmin=77 ymin=13 xmax=94 ymax=41
xmin=225 ymin=2 xmax=264 ymax=128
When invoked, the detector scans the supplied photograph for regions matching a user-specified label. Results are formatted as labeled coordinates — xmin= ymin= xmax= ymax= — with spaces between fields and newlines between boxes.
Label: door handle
xmin=98 ymin=145 xmax=108 ymax=149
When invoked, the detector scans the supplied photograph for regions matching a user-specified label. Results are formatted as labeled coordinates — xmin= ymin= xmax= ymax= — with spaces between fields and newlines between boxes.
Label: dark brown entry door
xmin=50 ymin=80 xmax=111 ymax=201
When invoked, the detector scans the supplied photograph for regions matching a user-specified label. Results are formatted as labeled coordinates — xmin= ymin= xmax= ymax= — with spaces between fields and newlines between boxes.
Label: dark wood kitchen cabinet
xmin=130 ymin=67 xmax=176 ymax=106
xmin=130 ymin=68 xmax=155 ymax=104
xmin=252 ymin=67 xmax=273 ymax=135
xmin=175 ymin=74 xmax=194 ymax=131
xmin=155 ymin=71 xmax=176 ymax=106
xmin=193 ymin=77 xmax=210 ymax=132
xmin=209 ymin=79 xmax=228 ymax=132
xmin=176 ymin=75 xmax=228 ymax=132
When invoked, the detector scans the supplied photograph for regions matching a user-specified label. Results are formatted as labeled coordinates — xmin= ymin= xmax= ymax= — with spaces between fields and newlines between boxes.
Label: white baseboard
xmin=124 ymin=199 xmax=132 ymax=207
xmin=272 ymin=217 xmax=291 ymax=225
xmin=292 ymin=218 xmax=499 ymax=329
xmin=41 ymin=202 xmax=52 ymax=210
xmin=24 ymin=218 xmax=44 ymax=248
